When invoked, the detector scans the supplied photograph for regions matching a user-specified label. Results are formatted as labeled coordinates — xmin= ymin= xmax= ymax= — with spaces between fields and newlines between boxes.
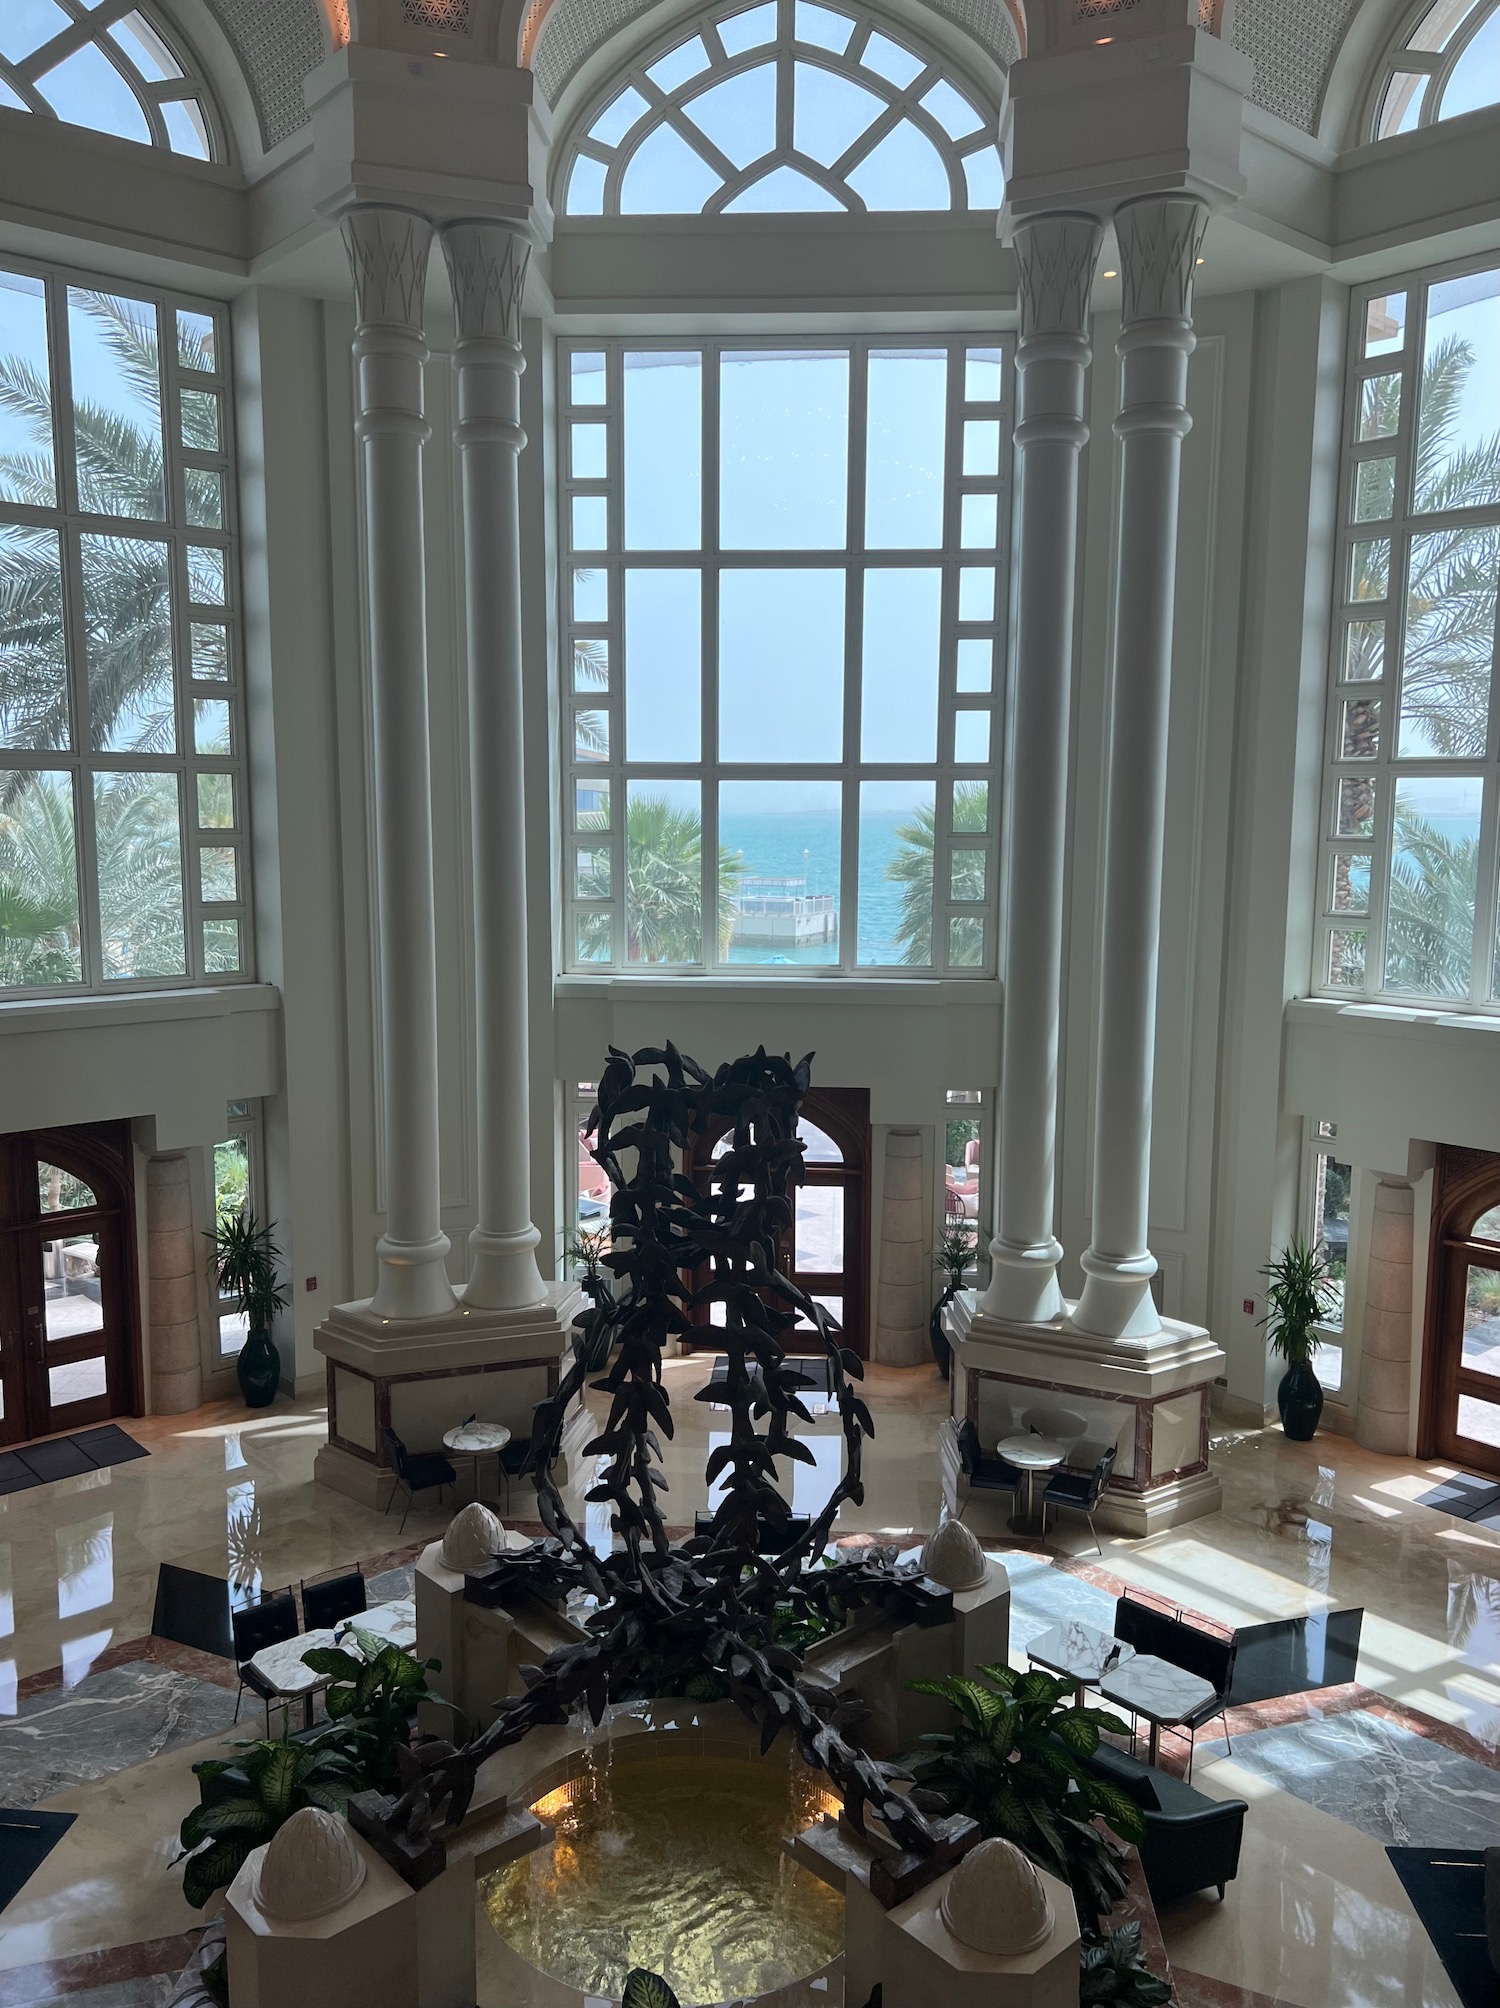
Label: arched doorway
xmin=0 ymin=1123 xmax=141 ymax=1445
xmin=687 ymin=1086 xmax=871 ymax=1358
xmin=1422 ymin=1148 xmax=1500 ymax=1474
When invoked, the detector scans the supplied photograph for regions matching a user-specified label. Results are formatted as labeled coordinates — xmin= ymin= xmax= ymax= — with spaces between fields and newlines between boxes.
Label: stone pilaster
xmin=147 ymin=1152 xmax=201 ymax=1414
xmin=875 ymin=1129 xmax=928 ymax=1367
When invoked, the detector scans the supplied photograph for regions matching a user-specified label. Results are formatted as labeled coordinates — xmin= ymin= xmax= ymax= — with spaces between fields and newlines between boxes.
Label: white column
xmin=982 ymin=212 xmax=1102 ymax=1326
xmin=440 ymin=220 xmax=547 ymax=1310
xmin=343 ymin=206 xmax=456 ymax=1321
xmin=1073 ymin=194 xmax=1209 ymax=1346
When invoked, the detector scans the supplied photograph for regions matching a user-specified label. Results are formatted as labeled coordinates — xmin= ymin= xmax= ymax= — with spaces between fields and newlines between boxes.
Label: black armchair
xmin=956 ymin=1418 xmax=1023 ymax=1521
xmin=1082 ymin=1741 xmax=1247 ymax=1908
xmin=300 ymin=1567 xmax=366 ymax=1631
xmin=1113 ymin=1595 xmax=1237 ymax=1778
xmin=380 ymin=1426 xmax=457 ymax=1533
xmin=498 ymin=1435 xmax=531 ymax=1511
xmin=231 ymin=1589 xmax=301 ymax=1735
xmin=1041 ymin=1441 xmax=1117 ymax=1553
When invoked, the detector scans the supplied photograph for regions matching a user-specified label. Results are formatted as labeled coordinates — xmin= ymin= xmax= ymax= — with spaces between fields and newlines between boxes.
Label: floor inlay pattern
xmin=0 ymin=1665 xmax=239 ymax=1809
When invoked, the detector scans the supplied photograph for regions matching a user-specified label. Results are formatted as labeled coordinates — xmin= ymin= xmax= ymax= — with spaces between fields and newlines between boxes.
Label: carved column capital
xmin=1014 ymin=212 xmax=1104 ymax=343
xmin=1115 ymin=194 xmax=1209 ymax=327
xmin=341 ymin=206 xmax=433 ymax=333
xmin=441 ymin=220 xmax=531 ymax=347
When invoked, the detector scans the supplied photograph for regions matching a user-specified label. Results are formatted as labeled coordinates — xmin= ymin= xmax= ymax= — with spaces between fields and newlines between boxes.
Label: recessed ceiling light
xmin=1103 ymin=269 xmax=1117 ymax=278
xmin=1196 ymin=257 xmax=1205 ymax=265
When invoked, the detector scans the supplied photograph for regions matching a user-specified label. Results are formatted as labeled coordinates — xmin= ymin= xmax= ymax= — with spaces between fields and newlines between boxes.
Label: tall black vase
xmin=236 ymin=1326 xmax=280 ymax=1408
xmin=929 ymin=1282 xmax=960 ymax=1380
xmin=1277 ymin=1360 xmax=1323 ymax=1441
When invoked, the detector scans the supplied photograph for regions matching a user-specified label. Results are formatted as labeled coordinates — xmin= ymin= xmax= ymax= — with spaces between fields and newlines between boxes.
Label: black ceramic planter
xmin=1277 ymin=1360 xmax=1324 ymax=1441
xmin=930 ymin=1282 xmax=960 ymax=1379
xmin=236 ymin=1327 xmax=280 ymax=1408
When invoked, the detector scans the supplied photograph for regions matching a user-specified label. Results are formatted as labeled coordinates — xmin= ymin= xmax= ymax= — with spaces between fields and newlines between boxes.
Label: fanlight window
xmin=0 ymin=1 xmax=216 ymax=159
xmin=561 ymin=0 xmax=1003 ymax=217
xmin=1372 ymin=0 xmax=1499 ymax=140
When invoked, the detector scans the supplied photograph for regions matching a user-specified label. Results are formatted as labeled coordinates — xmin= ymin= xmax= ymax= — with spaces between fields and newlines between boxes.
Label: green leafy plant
xmin=887 ymin=781 xmax=989 ymax=967
xmin=567 ymin=1226 xmax=610 ymax=1291
xmin=301 ymin=1627 xmax=456 ymax=1794
xmin=176 ymin=1735 xmax=364 ymax=1910
xmin=622 ymin=1972 xmax=681 ymax=2008
xmin=907 ymin=1662 xmax=1145 ymax=1924
xmin=1079 ymin=1922 xmax=1172 ymax=2006
xmin=207 ymin=1206 xmax=289 ymax=1332
xmin=933 ymin=1222 xmax=976 ymax=1288
xmin=1258 ymin=1236 xmax=1335 ymax=1368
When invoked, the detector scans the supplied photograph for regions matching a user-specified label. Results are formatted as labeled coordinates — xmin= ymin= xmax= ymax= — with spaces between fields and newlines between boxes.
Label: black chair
xmin=231 ymin=1589 xmax=301 ymax=1736
xmin=1113 ymin=1595 xmax=1237 ymax=1779
xmin=381 ymin=1426 xmax=457 ymax=1533
xmin=499 ymin=1435 xmax=531 ymax=1511
xmin=955 ymin=1418 xmax=1023 ymax=1520
xmin=300 ymin=1568 xmax=366 ymax=1631
xmin=1041 ymin=1441 xmax=1117 ymax=1553
xmin=1081 ymin=1741 xmax=1248 ymax=1908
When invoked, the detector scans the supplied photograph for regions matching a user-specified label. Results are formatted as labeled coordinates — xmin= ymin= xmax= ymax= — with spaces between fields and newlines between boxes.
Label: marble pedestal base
xmin=943 ymin=1294 xmax=1225 ymax=1538
xmin=313 ymin=1284 xmax=583 ymax=1511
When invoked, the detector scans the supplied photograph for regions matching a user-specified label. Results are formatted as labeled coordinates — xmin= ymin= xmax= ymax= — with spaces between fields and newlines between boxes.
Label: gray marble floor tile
xmin=1001 ymin=1552 xmax=1118 ymax=1655
xmin=0 ymin=1664 xmax=240 ymax=1809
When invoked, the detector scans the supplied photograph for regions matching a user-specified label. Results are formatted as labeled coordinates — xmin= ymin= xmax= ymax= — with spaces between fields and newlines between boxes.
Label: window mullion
xmin=703 ymin=337 xmax=721 ymax=970
xmin=842 ymin=340 xmax=868 ymax=973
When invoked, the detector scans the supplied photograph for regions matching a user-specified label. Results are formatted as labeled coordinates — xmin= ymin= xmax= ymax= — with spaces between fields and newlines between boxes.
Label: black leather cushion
xmin=230 ymin=1592 xmax=298 ymax=1663
xmin=403 ymin=1452 xmax=457 ymax=1489
xmin=1085 ymin=1741 xmax=1161 ymax=1812
xmin=957 ymin=1418 xmax=982 ymax=1474
xmin=302 ymin=1570 xmax=365 ymax=1629
xmin=1114 ymin=1598 xmax=1234 ymax=1697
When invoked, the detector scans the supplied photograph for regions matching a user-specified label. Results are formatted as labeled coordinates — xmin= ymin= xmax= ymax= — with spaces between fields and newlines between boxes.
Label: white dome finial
xmin=442 ymin=1500 xmax=506 ymax=1572
xmin=940 ymin=1838 xmax=1055 ymax=1955
xmin=922 ymin=1518 xmax=989 ymax=1591
xmin=255 ymin=1808 xmax=367 ymax=1920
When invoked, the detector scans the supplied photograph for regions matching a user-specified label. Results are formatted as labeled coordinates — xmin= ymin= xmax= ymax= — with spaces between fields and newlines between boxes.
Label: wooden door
xmin=1422 ymin=1147 xmax=1500 ymax=1475
xmin=688 ymin=1086 xmax=871 ymax=1358
xmin=0 ymin=1123 xmax=140 ymax=1444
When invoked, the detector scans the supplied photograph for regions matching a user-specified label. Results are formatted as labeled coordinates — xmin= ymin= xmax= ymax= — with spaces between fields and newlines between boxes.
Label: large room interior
xmin=0 ymin=1 xmax=1498 ymax=2005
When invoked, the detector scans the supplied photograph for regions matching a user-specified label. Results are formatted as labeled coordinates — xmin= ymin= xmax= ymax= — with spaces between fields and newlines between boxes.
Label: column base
xmin=942 ymin=1291 xmax=1225 ymax=1534
xmin=462 ymin=1224 xmax=548 ymax=1312
xmin=314 ymin=1283 xmax=585 ymax=1495
xmin=979 ymin=1240 xmax=1066 ymax=1325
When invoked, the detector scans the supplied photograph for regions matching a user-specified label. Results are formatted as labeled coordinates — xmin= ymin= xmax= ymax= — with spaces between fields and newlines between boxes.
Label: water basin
xmin=480 ymin=1751 xmax=844 ymax=2005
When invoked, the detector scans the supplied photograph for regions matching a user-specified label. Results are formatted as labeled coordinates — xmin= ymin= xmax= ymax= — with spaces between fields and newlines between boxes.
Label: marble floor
xmin=2 ymin=1362 xmax=1499 ymax=2007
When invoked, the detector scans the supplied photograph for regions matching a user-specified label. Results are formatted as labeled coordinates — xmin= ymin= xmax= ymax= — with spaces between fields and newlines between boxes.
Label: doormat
xmin=0 ymin=1809 xmax=75 ymax=1915
xmin=0 ymin=1424 xmax=149 ymax=1495
xmin=1387 ymin=1848 xmax=1496 ymax=2008
xmin=1414 ymin=1470 xmax=1500 ymax=1529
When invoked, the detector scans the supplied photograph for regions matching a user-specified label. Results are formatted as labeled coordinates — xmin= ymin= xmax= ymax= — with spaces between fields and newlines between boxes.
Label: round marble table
xmin=443 ymin=1421 xmax=512 ymax=1503
xmin=1026 ymin=1620 xmax=1136 ymax=1704
xmin=996 ymin=1434 xmax=1066 ymax=1535
xmin=1099 ymin=1651 xmax=1218 ymax=1766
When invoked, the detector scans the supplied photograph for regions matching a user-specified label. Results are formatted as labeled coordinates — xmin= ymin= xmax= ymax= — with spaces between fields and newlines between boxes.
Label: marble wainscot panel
xmin=944 ymin=1291 xmax=1224 ymax=1537
xmin=0 ymin=1663 xmax=239 ymax=1808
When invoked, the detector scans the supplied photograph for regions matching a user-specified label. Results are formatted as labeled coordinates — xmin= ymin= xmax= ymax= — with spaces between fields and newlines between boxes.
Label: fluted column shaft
xmin=441 ymin=221 xmax=547 ymax=1309
xmin=1074 ymin=194 xmax=1209 ymax=1345
xmin=343 ymin=206 xmax=456 ymax=1320
xmin=983 ymin=213 xmax=1102 ymax=1325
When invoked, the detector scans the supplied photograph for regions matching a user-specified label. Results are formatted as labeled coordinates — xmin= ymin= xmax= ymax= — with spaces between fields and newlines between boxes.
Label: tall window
xmin=1370 ymin=0 xmax=1499 ymax=140
xmin=0 ymin=259 xmax=247 ymax=993
xmin=211 ymin=1100 xmax=263 ymax=1360
xmin=559 ymin=339 xmax=1011 ymax=975
xmin=1304 ymin=1119 xmax=1348 ymax=1393
xmin=0 ymin=1 xmax=217 ymax=158
xmin=559 ymin=0 xmax=1003 ymax=216
xmin=1316 ymin=256 xmax=1500 ymax=1007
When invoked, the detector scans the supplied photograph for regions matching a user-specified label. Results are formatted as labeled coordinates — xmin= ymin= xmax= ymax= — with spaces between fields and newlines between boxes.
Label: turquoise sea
xmin=719 ymin=809 xmax=912 ymax=966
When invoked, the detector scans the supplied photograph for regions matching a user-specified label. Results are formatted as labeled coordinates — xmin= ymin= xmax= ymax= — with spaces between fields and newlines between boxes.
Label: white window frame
xmin=0 ymin=251 xmax=250 ymax=996
xmin=555 ymin=0 xmax=1003 ymax=219
xmin=0 ymin=0 xmax=222 ymax=161
xmin=1366 ymin=0 xmax=1499 ymax=142
xmin=1314 ymin=250 xmax=1500 ymax=1011
xmin=558 ymin=334 xmax=1012 ymax=977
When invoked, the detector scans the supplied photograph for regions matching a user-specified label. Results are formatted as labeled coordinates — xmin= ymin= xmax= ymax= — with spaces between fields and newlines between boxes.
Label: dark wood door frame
xmin=1419 ymin=1144 xmax=1500 ymax=1472
xmin=685 ymin=1085 xmax=872 ymax=1359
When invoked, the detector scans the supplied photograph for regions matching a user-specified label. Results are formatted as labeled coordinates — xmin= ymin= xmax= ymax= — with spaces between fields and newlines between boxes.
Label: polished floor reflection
xmin=2 ymin=1369 xmax=1500 ymax=2007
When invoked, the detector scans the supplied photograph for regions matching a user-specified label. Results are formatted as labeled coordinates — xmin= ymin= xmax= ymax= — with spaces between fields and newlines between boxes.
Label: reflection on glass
xmin=949 ymin=912 xmax=984 ymax=968
xmin=1335 ymin=775 xmax=1375 ymax=837
xmin=49 ymin=1355 xmax=107 ymax=1406
xmin=192 ymin=622 xmax=228 ymax=680
xmin=720 ymin=569 xmax=843 ymax=761
xmin=185 ymin=467 xmax=223 ymax=529
xmin=1357 ymin=373 xmax=1400 ymax=442
xmin=1463 ymin=1265 xmax=1500 ymax=1378
xmin=1458 ymin=1394 xmax=1500 ymax=1449
xmin=1348 ymin=537 xmax=1389 ymax=602
xmin=795 ymin=1183 xmax=844 ymax=1270
xmin=95 ymin=770 xmax=186 ymax=977
xmin=625 ymin=353 xmax=701 ymax=549
xmin=204 ymin=917 xmax=239 ymax=972
xmin=574 ymin=708 xmax=608 ymax=763
xmin=1385 ymin=773 xmax=1481 ymax=995
xmin=43 ymin=1235 xmax=103 ymax=1343
xmin=860 ymin=779 xmax=933 ymax=967
xmin=865 ymin=351 xmax=945 ymax=548
xmin=1313 ymin=1152 xmax=1350 ymax=1327
xmin=1397 ymin=527 xmax=1496 ymax=757
xmin=68 ymin=288 xmax=164 ymax=517
xmin=39 ymin=1161 xmax=97 ymax=1211
xmin=197 ymin=771 xmax=234 ymax=829
xmin=720 ymin=351 xmax=849 ymax=550
xmin=576 ymin=846 xmax=611 ymax=899
xmin=625 ymin=570 xmax=701 ymax=760
xmin=575 ymin=776 xmax=608 ymax=830
xmin=178 ymin=309 xmax=216 ymax=371
xmin=861 ymin=569 xmax=940 ymax=760
xmin=1342 ymin=619 xmax=1385 ymax=683
xmin=721 ymin=778 xmax=839 ymax=966
xmin=1340 ymin=697 xmax=1380 ymax=758
xmin=1363 ymin=293 xmax=1406 ymax=357
xmin=182 ymin=387 xmax=220 ymax=451
xmin=188 ymin=546 xmax=224 ymax=605
xmin=0 ymin=525 xmax=68 ymax=747
xmin=57 ymin=1514 xmax=113 ymax=1619
xmin=1330 ymin=854 xmax=1371 ymax=915
xmin=951 ymin=847 xmax=986 ymax=901
xmin=624 ymin=779 xmax=705 ymax=965
xmin=1327 ymin=929 xmax=1366 ymax=986
xmin=0 ymin=270 xmax=54 ymax=505
xmin=1353 ymin=457 xmax=1395 ymax=521
xmin=83 ymin=535 xmax=173 ymax=752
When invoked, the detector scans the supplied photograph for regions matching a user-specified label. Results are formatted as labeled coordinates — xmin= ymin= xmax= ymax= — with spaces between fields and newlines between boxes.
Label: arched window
xmin=559 ymin=0 xmax=1003 ymax=217
xmin=0 ymin=2 xmax=217 ymax=160
xmin=1370 ymin=0 xmax=1499 ymax=140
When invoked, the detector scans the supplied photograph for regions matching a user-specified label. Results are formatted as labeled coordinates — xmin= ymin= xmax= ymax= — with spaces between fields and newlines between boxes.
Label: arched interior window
xmin=560 ymin=0 xmax=1003 ymax=217
xmin=0 ymin=2 xmax=216 ymax=159
xmin=1371 ymin=0 xmax=1499 ymax=140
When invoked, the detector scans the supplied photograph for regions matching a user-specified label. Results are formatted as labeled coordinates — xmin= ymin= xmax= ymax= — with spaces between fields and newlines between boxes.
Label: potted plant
xmin=568 ymin=1226 xmax=615 ymax=1372
xmin=209 ymin=1208 xmax=289 ymax=1409
xmin=929 ymin=1222 xmax=976 ymax=1380
xmin=1259 ymin=1236 xmax=1335 ymax=1442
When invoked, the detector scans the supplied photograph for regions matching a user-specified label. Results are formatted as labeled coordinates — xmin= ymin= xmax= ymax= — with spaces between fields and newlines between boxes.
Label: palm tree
xmin=1385 ymin=806 xmax=1478 ymax=996
xmin=887 ymin=782 xmax=988 ymax=967
xmin=577 ymin=792 xmax=740 ymax=963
